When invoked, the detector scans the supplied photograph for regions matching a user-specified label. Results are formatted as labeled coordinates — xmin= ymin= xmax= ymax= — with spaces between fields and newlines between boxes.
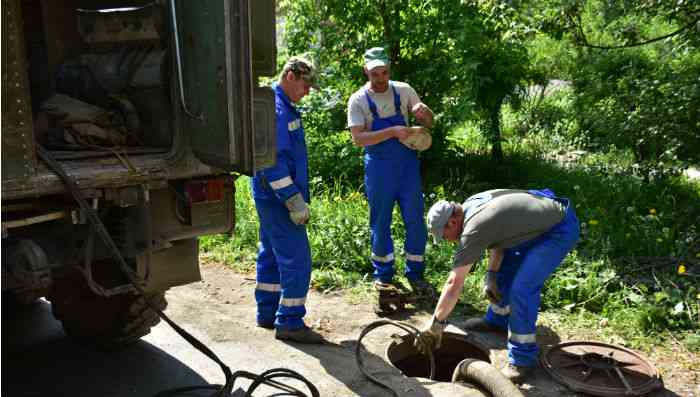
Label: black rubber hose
xmin=37 ymin=145 xmax=319 ymax=397
xmin=355 ymin=319 xmax=436 ymax=397
xmin=452 ymin=358 xmax=524 ymax=397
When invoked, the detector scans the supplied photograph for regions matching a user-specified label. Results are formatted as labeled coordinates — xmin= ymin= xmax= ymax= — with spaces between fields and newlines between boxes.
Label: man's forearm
xmin=433 ymin=267 xmax=467 ymax=321
xmin=487 ymin=248 xmax=504 ymax=272
xmin=350 ymin=126 xmax=399 ymax=147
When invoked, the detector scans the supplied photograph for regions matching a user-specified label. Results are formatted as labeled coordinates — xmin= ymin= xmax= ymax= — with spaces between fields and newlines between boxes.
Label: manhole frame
xmin=540 ymin=340 xmax=663 ymax=397
xmin=385 ymin=330 xmax=492 ymax=381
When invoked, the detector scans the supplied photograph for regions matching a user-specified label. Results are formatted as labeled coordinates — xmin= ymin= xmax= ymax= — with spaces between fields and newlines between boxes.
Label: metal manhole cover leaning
xmin=540 ymin=341 xmax=663 ymax=397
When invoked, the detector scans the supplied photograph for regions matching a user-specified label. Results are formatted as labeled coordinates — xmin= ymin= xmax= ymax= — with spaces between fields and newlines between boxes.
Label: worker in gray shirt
xmin=415 ymin=188 xmax=580 ymax=383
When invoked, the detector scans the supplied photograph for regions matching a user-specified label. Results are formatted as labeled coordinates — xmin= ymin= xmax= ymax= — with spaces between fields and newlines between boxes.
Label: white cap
xmin=426 ymin=200 xmax=454 ymax=243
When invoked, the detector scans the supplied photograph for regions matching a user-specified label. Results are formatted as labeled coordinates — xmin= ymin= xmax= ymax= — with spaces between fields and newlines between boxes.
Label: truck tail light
xmin=184 ymin=178 xmax=226 ymax=204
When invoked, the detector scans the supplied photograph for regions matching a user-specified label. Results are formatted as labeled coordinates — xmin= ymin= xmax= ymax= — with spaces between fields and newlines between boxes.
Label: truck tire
xmin=49 ymin=269 xmax=167 ymax=349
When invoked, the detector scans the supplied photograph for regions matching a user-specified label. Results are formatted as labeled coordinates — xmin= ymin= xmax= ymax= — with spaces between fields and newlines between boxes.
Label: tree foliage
xmin=280 ymin=0 xmax=699 ymax=180
xmin=523 ymin=0 xmax=700 ymax=176
xmin=280 ymin=0 xmax=534 ymax=172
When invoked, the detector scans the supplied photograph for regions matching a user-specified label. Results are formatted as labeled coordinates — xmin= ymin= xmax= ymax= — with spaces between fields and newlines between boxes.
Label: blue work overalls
xmin=364 ymin=83 xmax=427 ymax=283
xmin=483 ymin=189 xmax=580 ymax=367
xmin=251 ymin=84 xmax=311 ymax=331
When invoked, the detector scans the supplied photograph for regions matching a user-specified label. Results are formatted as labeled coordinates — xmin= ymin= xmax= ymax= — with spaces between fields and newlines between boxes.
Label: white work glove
xmin=284 ymin=193 xmax=310 ymax=225
xmin=483 ymin=271 xmax=501 ymax=304
xmin=414 ymin=316 xmax=447 ymax=355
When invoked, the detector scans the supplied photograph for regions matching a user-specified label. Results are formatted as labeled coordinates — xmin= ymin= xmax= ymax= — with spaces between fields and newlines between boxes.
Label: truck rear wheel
xmin=49 ymin=269 xmax=167 ymax=349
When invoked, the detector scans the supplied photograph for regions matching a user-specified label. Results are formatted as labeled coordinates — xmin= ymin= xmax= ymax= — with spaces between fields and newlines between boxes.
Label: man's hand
xmin=284 ymin=193 xmax=310 ymax=225
xmin=391 ymin=125 xmax=410 ymax=140
xmin=483 ymin=271 xmax=501 ymax=304
xmin=414 ymin=316 xmax=447 ymax=355
xmin=411 ymin=103 xmax=433 ymax=127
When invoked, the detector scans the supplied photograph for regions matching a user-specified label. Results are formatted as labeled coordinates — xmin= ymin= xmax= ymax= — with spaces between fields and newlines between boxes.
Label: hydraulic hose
xmin=37 ymin=145 xmax=319 ymax=397
xmin=355 ymin=319 xmax=436 ymax=397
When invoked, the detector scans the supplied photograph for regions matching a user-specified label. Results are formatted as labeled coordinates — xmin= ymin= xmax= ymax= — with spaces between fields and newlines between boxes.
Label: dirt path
xmin=162 ymin=260 xmax=699 ymax=396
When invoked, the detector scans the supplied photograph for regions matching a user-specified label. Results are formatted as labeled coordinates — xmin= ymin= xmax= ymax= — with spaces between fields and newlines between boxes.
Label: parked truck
xmin=2 ymin=0 xmax=277 ymax=348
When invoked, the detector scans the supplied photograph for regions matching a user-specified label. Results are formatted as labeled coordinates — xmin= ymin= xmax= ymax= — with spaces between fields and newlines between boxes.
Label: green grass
xmin=201 ymin=127 xmax=700 ymax=352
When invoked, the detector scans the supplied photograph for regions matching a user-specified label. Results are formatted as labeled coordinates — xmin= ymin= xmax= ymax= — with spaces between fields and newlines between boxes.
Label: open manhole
xmin=386 ymin=331 xmax=491 ymax=382
xmin=541 ymin=341 xmax=663 ymax=397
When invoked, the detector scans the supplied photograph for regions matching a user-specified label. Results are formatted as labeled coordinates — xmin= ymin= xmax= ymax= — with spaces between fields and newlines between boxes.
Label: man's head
xmin=363 ymin=47 xmax=390 ymax=93
xmin=279 ymin=56 xmax=317 ymax=103
xmin=426 ymin=200 xmax=464 ymax=243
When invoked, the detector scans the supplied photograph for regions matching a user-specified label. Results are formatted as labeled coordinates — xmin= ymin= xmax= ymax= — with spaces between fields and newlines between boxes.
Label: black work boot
xmin=501 ymin=363 xmax=534 ymax=384
xmin=462 ymin=317 xmax=507 ymax=334
xmin=408 ymin=278 xmax=438 ymax=304
xmin=374 ymin=280 xmax=413 ymax=314
xmin=275 ymin=326 xmax=325 ymax=344
xmin=256 ymin=320 xmax=274 ymax=330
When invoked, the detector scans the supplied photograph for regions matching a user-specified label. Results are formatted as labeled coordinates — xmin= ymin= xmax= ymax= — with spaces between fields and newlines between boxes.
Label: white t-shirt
xmin=347 ymin=81 xmax=422 ymax=129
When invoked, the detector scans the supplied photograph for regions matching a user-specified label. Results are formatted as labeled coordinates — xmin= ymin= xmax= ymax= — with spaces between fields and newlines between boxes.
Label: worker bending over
xmin=416 ymin=188 xmax=579 ymax=382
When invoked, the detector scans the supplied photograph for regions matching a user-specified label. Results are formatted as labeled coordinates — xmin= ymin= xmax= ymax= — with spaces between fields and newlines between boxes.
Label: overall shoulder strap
xmin=390 ymin=83 xmax=402 ymax=114
xmin=365 ymin=89 xmax=380 ymax=118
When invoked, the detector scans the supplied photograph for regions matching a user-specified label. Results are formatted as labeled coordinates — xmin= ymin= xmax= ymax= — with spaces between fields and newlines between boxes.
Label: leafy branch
xmin=566 ymin=9 xmax=699 ymax=50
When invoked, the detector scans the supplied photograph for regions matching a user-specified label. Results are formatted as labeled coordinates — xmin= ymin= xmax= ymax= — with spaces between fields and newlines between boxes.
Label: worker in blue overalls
xmin=251 ymin=56 xmax=324 ymax=344
xmin=416 ymin=189 xmax=580 ymax=383
xmin=347 ymin=47 xmax=436 ymax=308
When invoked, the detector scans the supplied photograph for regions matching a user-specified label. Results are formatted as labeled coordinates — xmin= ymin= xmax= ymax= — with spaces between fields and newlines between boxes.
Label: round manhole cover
xmin=541 ymin=341 xmax=663 ymax=397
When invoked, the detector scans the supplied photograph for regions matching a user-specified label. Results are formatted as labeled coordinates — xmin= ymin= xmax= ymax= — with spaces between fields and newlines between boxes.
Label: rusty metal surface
xmin=251 ymin=0 xmax=276 ymax=77
xmin=178 ymin=0 xmax=255 ymax=174
xmin=253 ymin=86 xmax=276 ymax=171
xmin=2 ymin=0 xmax=37 ymax=182
xmin=0 ymin=145 xmax=224 ymax=200
xmin=77 ymin=3 xmax=162 ymax=45
xmin=540 ymin=341 xmax=663 ymax=397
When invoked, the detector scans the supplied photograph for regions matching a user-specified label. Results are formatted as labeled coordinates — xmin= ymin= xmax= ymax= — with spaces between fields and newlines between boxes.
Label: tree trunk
xmin=376 ymin=0 xmax=402 ymax=70
xmin=489 ymin=104 xmax=504 ymax=162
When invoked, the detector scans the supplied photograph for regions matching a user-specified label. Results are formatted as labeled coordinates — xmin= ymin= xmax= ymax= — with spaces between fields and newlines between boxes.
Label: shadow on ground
xmin=2 ymin=300 xmax=210 ymax=397
xmin=279 ymin=337 xmax=436 ymax=396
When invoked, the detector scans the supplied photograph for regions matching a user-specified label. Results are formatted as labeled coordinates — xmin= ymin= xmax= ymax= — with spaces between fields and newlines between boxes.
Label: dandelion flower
xmin=649 ymin=208 xmax=657 ymax=215
xmin=678 ymin=264 xmax=686 ymax=274
xmin=589 ymin=219 xmax=599 ymax=226
xmin=626 ymin=206 xmax=635 ymax=213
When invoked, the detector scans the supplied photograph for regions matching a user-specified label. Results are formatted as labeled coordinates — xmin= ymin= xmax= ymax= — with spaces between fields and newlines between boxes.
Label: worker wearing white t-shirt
xmin=346 ymin=47 xmax=435 ymax=303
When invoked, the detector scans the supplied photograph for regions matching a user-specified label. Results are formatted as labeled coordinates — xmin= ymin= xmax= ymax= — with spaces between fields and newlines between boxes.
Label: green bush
xmin=508 ymin=87 xmax=579 ymax=143
xmin=298 ymin=87 xmax=365 ymax=190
